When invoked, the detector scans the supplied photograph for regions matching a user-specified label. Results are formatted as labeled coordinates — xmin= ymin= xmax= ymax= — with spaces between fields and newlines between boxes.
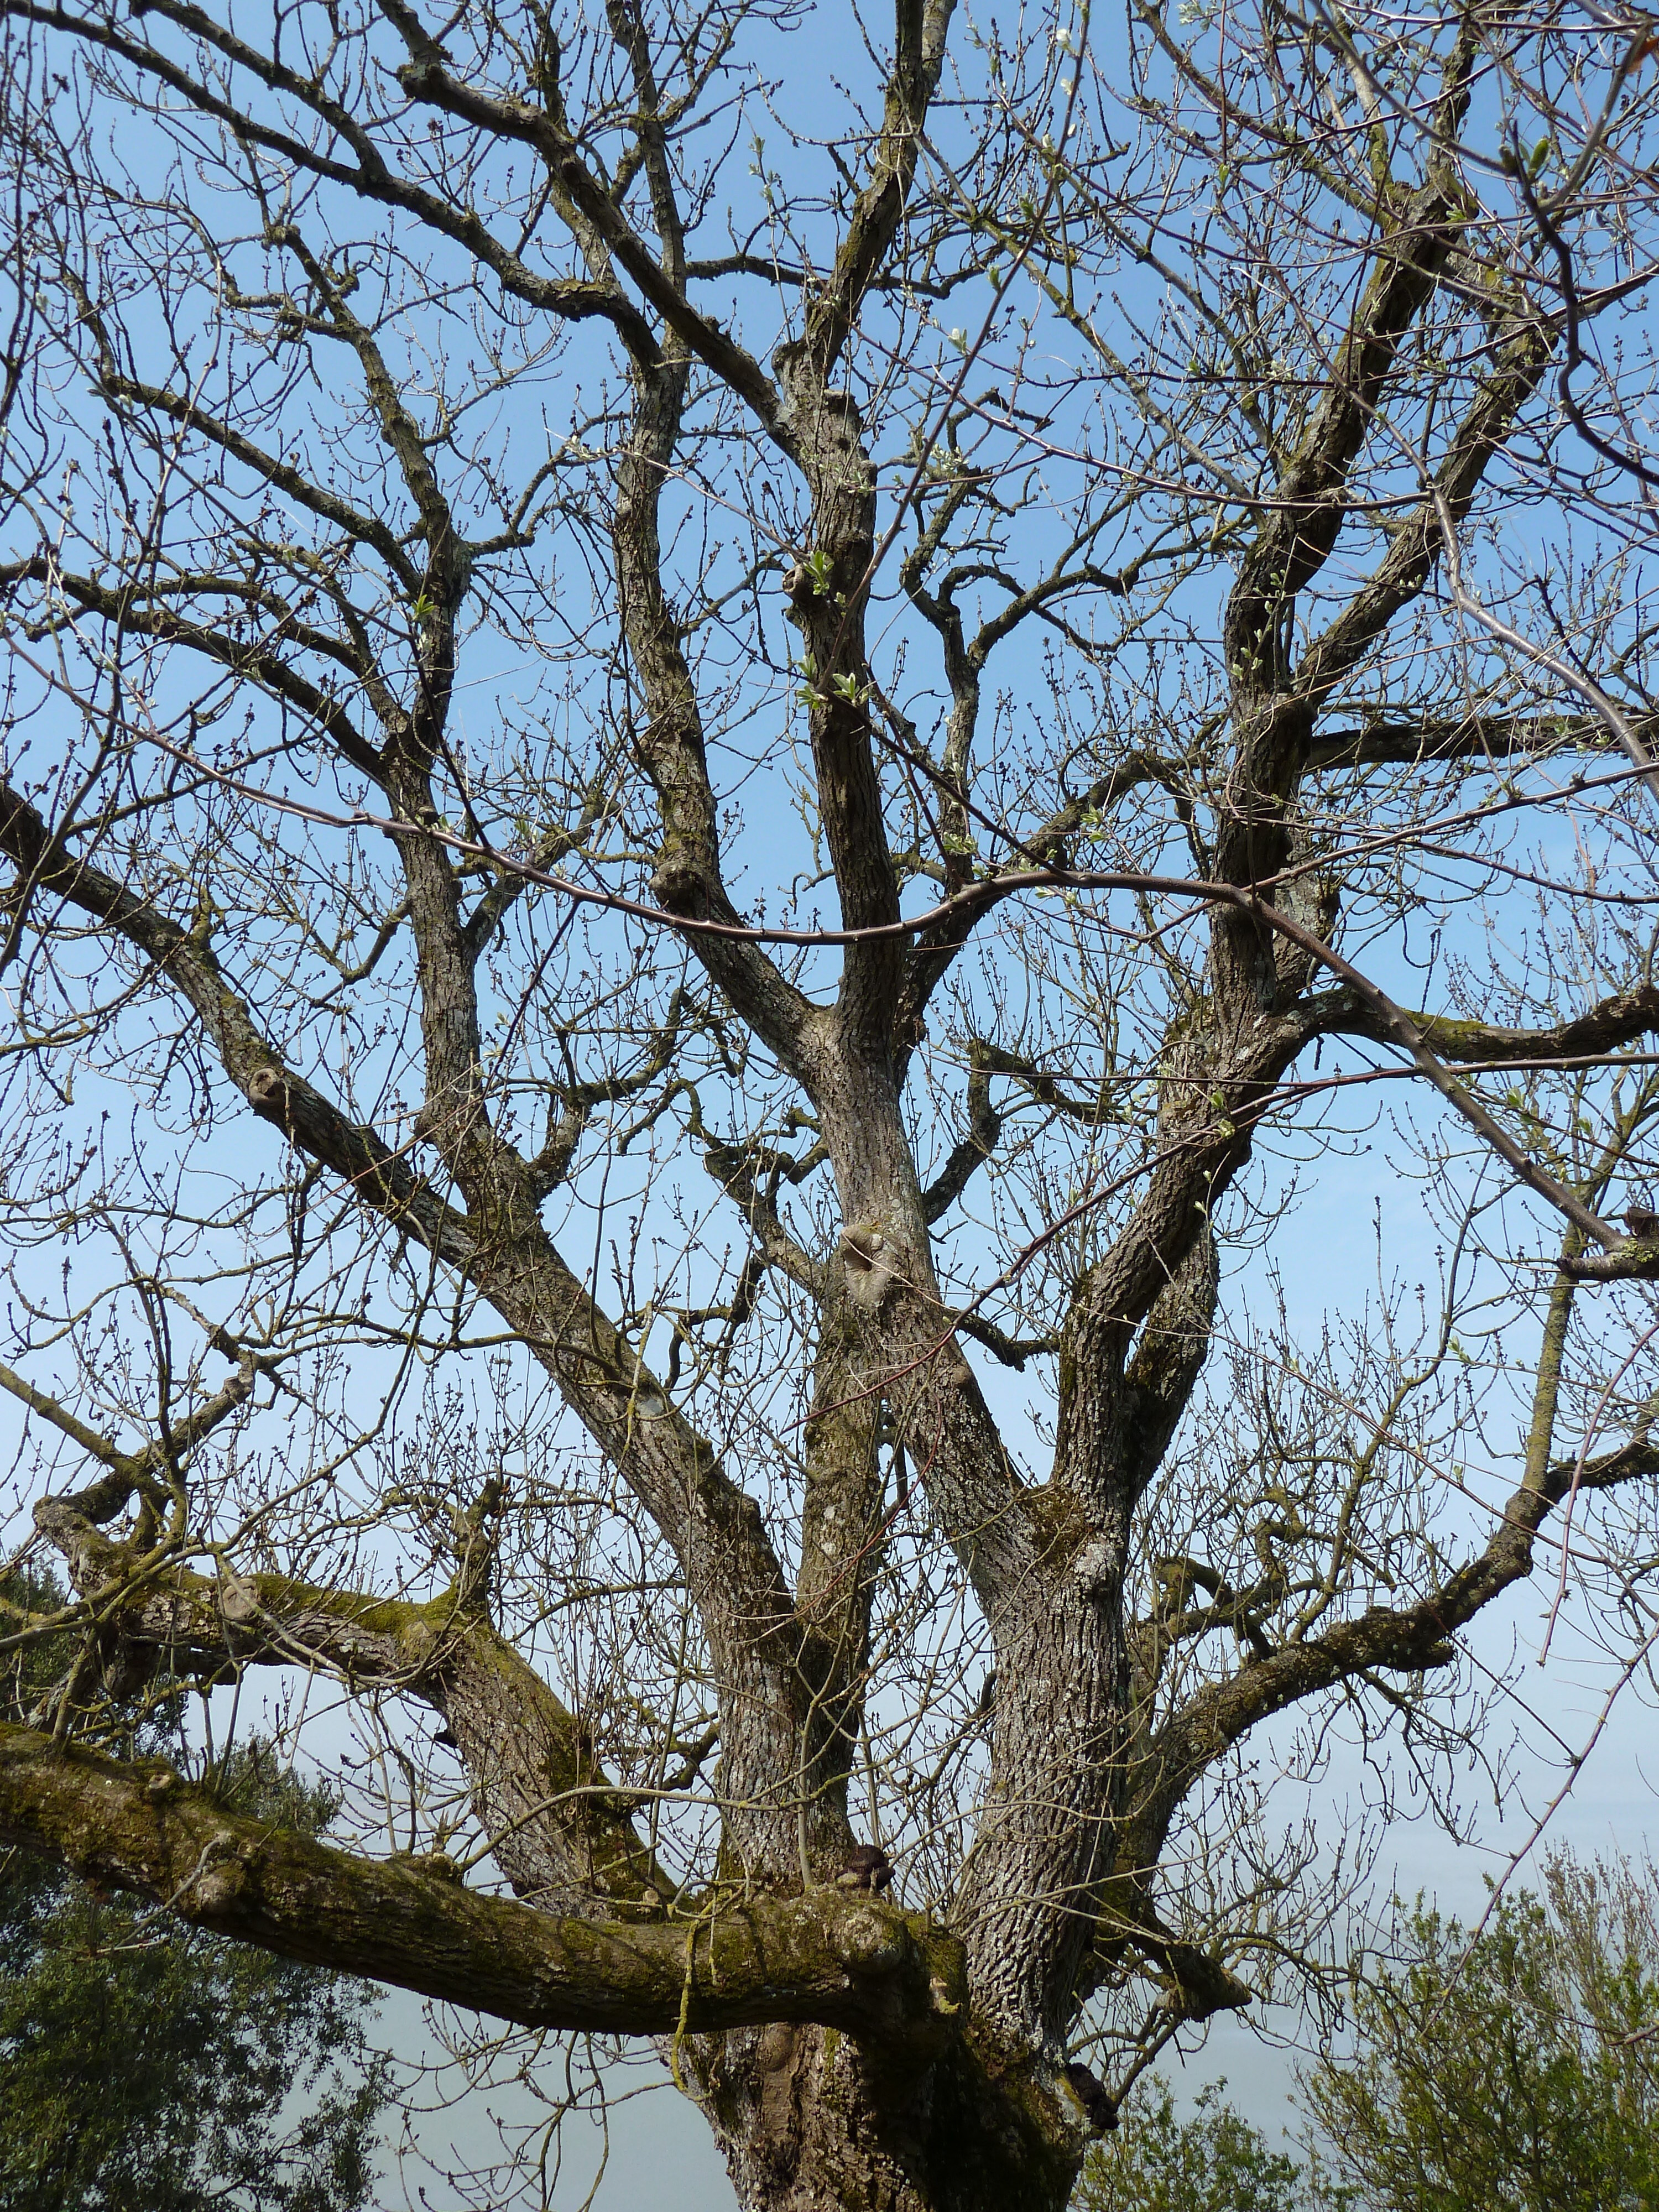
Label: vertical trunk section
xmin=688 ymin=2023 xmax=1081 ymax=2212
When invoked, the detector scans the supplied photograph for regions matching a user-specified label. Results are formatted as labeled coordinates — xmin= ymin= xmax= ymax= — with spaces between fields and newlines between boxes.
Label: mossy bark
xmin=693 ymin=2022 xmax=1083 ymax=2212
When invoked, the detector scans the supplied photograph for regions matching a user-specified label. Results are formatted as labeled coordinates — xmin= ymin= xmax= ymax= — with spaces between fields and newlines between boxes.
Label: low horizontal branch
xmin=1559 ymin=1240 xmax=1659 ymax=1284
xmin=1306 ymin=708 xmax=1641 ymax=772
xmin=0 ymin=1724 xmax=966 ymax=2047
xmin=1384 ymin=981 xmax=1659 ymax=1068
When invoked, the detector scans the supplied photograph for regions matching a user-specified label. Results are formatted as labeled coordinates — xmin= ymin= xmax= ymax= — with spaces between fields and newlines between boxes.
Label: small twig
xmin=1538 ymin=1318 xmax=1659 ymax=1665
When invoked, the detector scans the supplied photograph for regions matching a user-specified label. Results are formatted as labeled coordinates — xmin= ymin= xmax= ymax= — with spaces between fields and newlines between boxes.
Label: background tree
xmin=1077 ymin=1853 xmax=1659 ymax=2212
xmin=1306 ymin=1855 xmax=1659 ymax=2212
xmin=0 ymin=0 xmax=1657 ymax=2208
xmin=1078 ymin=2080 xmax=1313 ymax=2212
xmin=0 ymin=1572 xmax=390 ymax=2212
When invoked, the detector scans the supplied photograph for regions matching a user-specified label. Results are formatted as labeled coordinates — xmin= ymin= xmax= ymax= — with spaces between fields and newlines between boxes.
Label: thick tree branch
xmin=0 ymin=778 xmax=830 ymax=1889
xmin=785 ymin=0 xmax=957 ymax=389
xmin=921 ymin=1056 xmax=1001 ymax=1222
xmin=772 ymin=0 xmax=957 ymax=1049
xmin=377 ymin=16 xmax=797 ymax=454
xmin=30 ymin=1480 xmax=669 ymax=1916
xmin=2 ymin=0 xmax=667 ymax=358
xmin=1134 ymin=1425 xmax=1659 ymax=1857
xmin=1318 ymin=978 xmax=1659 ymax=1069
xmin=0 ymin=777 xmax=473 ymax=1260
xmin=1295 ymin=317 xmax=1556 ymax=710
xmin=617 ymin=358 xmax=816 ymax=1076
xmin=792 ymin=1308 xmax=886 ymax=1869
xmin=1222 ymin=30 xmax=1478 ymax=695
xmin=1307 ymin=708 xmax=1638 ymax=771
xmin=0 ymin=1724 xmax=966 ymax=2046
xmin=1 ymin=556 xmax=387 ymax=784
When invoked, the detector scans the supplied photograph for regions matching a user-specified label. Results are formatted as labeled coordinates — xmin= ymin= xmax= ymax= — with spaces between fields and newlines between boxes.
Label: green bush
xmin=1076 ymin=1853 xmax=1659 ymax=2212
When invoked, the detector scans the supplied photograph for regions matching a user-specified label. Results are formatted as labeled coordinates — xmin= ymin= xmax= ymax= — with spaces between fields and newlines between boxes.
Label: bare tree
xmin=1 ymin=0 xmax=1658 ymax=2205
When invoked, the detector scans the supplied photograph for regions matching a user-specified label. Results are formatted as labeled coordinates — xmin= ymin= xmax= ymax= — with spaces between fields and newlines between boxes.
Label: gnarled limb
xmin=1129 ymin=1424 xmax=1659 ymax=1878
xmin=0 ymin=777 xmax=812 ymax=1886
xmin=31 ymin=1464 xmax=669 ymax=1916
xmin=0 ymin=1723 xmax=965 ymax=2047
xmin=1317 ymin=979 xmax=1659 ymax=1070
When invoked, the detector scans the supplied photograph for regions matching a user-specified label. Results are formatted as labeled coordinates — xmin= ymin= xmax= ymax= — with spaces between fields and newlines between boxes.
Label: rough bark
xmin=0 ymin=1724 xmax=964 ymax=2046
xmin=2 ymin=1 xmax=1657 ymax=2205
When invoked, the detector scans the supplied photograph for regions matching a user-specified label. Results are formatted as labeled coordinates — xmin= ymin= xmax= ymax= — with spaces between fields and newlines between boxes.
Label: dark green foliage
xmin=0 ymin=1570 xmax=390 ymax=2212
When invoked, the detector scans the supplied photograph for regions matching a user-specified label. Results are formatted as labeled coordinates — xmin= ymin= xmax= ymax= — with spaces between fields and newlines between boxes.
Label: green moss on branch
xmin=0 ymin=1723 xmax=964 ymax=2047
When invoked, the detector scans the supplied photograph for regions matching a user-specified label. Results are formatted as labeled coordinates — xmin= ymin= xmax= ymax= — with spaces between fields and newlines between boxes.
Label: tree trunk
xmin=691 ymin=2026 xmax=1081 ymax=2212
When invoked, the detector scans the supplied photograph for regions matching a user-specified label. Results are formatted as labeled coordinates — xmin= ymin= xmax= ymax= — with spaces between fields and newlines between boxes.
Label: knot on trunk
xmin=839 ymin=1222 xmax=902 ymax=1311
xmin=649 ymin=852 xmax=712 ymax=917
xmin=1062 ymin=2060 xmax=1118 ymax=2134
